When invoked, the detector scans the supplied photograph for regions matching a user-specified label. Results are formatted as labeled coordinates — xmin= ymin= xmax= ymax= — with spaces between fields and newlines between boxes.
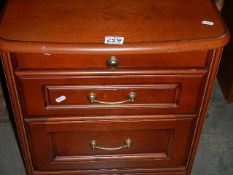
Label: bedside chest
xmin=0 ymin=0 xmax=230 ymax=175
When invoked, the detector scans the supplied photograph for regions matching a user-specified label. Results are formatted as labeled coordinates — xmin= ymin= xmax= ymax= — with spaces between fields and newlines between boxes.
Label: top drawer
xmin=13 ymin=51 xmax=209 ymax=70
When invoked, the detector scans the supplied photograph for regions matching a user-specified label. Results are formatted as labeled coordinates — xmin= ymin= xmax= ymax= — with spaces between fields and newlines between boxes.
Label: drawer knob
xmin=106 ymin=56 xmax=119 ymax=69
xmin=90 ymin=138 xmax=132 ymax=151
xmin=88 ymin=92 xmax=137 ymax=105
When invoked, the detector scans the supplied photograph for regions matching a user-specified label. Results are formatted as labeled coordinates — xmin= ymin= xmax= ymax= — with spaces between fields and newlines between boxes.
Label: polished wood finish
xmin=25 ymin=117 xmax=194 ymax=171
xmin=0 ymin=0 xmax=230 ymax=175
xmin=0 ymin=0 xmax=230 ymax=53
xmin=14 ymin=51 xmax=209 ymax=70
xmin=0 ymin=0 xmax=227 ymax=45
xmin=17 ymin=74 xmax=205 ymax=116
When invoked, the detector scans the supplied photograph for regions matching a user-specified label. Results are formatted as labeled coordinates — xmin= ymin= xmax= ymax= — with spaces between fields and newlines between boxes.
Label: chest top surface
xmin=0 ymin=0 xmax=230 ymax=53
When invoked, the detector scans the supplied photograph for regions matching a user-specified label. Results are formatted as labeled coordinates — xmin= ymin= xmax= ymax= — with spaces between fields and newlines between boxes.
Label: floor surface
xmin=0 ymin=81 xmax=233 ymax=175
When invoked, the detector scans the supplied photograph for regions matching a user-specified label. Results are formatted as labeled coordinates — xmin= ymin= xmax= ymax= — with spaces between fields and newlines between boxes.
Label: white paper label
xmin=55 ymin=95 xmax=66 ymax=103
xmin=201 ymin=20 xmax=214 ymax=26
xmin=104 ymin=36 xmax=124 ymax=45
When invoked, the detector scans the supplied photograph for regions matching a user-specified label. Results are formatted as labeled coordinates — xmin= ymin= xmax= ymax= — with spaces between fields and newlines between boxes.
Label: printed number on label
xmin=104 ymin=36 xmax=124 ymax=45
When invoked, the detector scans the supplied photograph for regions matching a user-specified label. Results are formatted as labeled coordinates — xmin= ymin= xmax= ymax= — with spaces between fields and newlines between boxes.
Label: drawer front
xmin=13 ymin=51 xmax=208 ymax=70
xmin=16 ymin=74 xmax=205 ymax=117
xmin=25 ymin=117 xmax=194 ymax=171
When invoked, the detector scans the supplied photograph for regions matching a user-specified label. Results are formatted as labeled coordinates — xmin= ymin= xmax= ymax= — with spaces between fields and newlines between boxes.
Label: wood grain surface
xmin=0 ymin=0 xmax=230 ymax=175
xmin=0 ymin=0 xmax=230 ymax=53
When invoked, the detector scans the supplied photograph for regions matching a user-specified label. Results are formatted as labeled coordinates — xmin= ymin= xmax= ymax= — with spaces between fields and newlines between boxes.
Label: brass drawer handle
xmin=90 ymin=139 xmax=132 ymax=151
xmin=106 ymin=56 xmax=118 ymax=69
xmin=88 ymin=92 xmax=137 ymax=105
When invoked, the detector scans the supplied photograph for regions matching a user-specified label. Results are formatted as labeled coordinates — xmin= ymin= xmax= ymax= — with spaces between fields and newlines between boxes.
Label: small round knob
xmin=106 ymin=56 xmax=119 ymax=69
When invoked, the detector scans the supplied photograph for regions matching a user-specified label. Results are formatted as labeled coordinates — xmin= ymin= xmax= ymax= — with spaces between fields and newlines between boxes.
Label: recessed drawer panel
xmin=13 ymin=51 xmax=208 ymax=70
xmin=16 ymin=74 xmax=205 ymax=117
xmin=25 ymin=117 xmax=194 ymax=171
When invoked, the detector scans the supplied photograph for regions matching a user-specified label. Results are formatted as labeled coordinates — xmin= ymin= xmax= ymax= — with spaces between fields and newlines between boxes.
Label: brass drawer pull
xmin=106 ymin=56 xmax=118 ymax=69
xmin=90 ymin=139 xmax=132 ymax=151
xmin=88 ymin=92 xmax=137 ymax=105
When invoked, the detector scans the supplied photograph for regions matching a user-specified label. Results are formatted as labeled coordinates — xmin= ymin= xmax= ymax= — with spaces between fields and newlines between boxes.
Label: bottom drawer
xmin=25 ymin=116 xmax=195 ymax=172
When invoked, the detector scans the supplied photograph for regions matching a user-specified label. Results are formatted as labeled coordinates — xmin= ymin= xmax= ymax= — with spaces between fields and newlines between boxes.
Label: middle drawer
xmin=16 ymin=74 xmax=205 ymax=117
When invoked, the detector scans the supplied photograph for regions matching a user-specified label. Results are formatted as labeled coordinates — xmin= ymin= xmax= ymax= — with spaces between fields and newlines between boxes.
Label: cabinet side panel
xmin=186 ymin=48 xmax=223 ymax=175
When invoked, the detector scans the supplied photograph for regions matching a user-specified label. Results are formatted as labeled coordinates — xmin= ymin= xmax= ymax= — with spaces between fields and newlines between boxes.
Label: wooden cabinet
xmin=0 ymin=0 xmax=230 ymax=175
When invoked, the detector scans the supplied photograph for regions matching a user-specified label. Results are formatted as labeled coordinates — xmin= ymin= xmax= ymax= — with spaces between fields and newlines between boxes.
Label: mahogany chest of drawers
xmin=0 ymin=0 xmax=230 ymax=175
